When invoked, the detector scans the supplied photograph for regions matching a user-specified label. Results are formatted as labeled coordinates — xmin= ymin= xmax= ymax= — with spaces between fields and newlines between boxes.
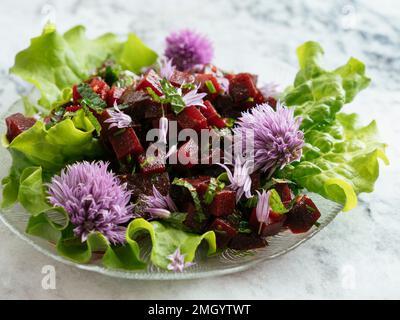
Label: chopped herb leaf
xmin=77 ymin=83 xmax=107 ymax=112
xmin=204 ymin=177 xmax=225 ymax=205
xmin=160 ymin=79 xmax=186 ymax=114
xmin=181 ymin=83 xmax=196 ymax=90
xmin=205 ymin=80 xmax=217 ymax=94
xmin=238 ymin=221 xmax=252 ymax=234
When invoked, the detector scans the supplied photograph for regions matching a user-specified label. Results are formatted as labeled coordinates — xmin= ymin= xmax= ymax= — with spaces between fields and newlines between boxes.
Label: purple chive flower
xmin=143 ymin=185 xmax=177 ymax=219
xmin=104 ymin=103 xmax=132 ymax=129
xmin=255 ymin=190 xmax=271 ymax=234
xmin=167 ymin=248 xmax=195 ymax=272
xmin=182 ymin=87 xmax=207 ymax=108
xmin=165 ymin=29 xmax=213 ymax=71
xmin=218 ymin=156 xmax=253 ymax=203
xmin=159 ymin=57 xmax=176 ymax=80
xmin=260 ymin=82 xmax=282 ymax=99
xmin=47 ymin=161 xmax=133 ymax=245
xmin=234 ymin=102 xmax=304 ymax=174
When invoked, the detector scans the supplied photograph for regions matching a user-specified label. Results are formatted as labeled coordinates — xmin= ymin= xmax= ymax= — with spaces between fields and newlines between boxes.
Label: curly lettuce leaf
xmin=127 ymin=218 xmax=216 ymax=269
xmin=281 ymin=41 xmax=387 ymax=211
xmin=283 ymin=113 xmax=388 ymax=211
xmin=1 ymin=119 xmax=104 ymax=208
xmin=10 ymin=24 xmax=157 ymax=108
xmin=284 ymin=41 xmax=371 ymax=129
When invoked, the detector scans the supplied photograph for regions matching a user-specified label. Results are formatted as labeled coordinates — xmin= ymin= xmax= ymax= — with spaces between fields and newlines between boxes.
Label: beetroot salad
xmin=2 ymin=25 xmax=387 ymax=272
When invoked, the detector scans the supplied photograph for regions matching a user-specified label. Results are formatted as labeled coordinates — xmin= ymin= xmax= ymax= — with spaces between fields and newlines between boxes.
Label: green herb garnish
xmin=203 ymin=177 xmax=225 ymax=205
xmin=205 ymin=80 xmax=217 ymax=94
xmin=77 ymin=83 xmax=107 ymax=112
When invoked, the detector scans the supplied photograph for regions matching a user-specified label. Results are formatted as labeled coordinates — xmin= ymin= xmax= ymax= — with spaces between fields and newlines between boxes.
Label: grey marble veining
xmin=0 ymin=0 xmax=399 ymax=299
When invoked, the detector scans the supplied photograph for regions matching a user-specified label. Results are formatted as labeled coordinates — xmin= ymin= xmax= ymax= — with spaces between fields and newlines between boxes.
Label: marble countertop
xmin=0 ymin=0 xmax=399 ymax=299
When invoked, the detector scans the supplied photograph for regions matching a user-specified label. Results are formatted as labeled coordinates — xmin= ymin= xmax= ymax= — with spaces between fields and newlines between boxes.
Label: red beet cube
xmin=73 ymin=78 xmax=110 ymax=103
xmin=177 ymin=138 xmax=199 ymax=168
xmin=106 ymin=86 xmax=126 ymax=107
xmin=274 ymin=183 xmax=293 ymax=206
xmin=170 ymin=70 xmax=195 ymax=87
xmin=138 ymin=151 xmax=166 ymax=175
xmin=229 ymin=73 xmax=259 ymax=103
xmin=72 ymin=84 xmax=81 ymax=102
xmin=144 ymin=102 xmax=164 ymax=119
xmin=89 ymin=77 xmax=110 ymax=100
xmin=65 ymin=105 xmax=82 ymax=112
xmin=108 ymin=127 xmax=144 ymax=159
xmin=177 ymin=106 xmax=208 ymax=132
xmin=208 ymin=218 xmax=238 ymax=248
xmin=182 ymin=176 xmax=211 ymax=196
xmin=200 ymin=100 xmax=226 ymax=129
xmin=5 ymin=113 xmax=36 ymax=142
xmin=229 ymin=233 xmax=267 ymax=250
xmin=249 ymin=208 xmax=287 ymax=237
xmin=286 ymin=195 xmax=321 ymax=234
xmin=195 ymin=74 xmax=222 ymax=99
xmin=136 ymin=69 xmax=163 ymax=96
xmin=119 ymin=172 xmax=170 ymax=201
xmin=208 ymin=189 xmax=236 ymax=217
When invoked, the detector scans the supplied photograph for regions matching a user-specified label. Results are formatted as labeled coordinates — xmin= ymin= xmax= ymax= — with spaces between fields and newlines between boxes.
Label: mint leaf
xmin=77 ymin=83 xmax=107 ymax=112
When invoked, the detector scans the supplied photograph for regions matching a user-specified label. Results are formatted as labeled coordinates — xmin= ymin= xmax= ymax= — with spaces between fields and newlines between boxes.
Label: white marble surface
xmin=0 ymin=0 xmax=399 ymax=299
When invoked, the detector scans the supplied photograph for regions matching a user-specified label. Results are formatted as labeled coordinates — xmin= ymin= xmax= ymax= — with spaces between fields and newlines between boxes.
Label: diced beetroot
xmin=5 ymin=113 xmax=36 ymax=142
xmin=177 ymin=138 xmax=199 ymax=168
xmin=229 ymin=233 xmax=267 ymax=250
xmin=119 ymin=172 xmax=170 ymax=202
xmin=136 ymin=69 xmax=163 ymax=96
xmin=119 ymin=87 xmax=150 ymax=121
xmin=208 ymin=218 xmax=238 ymax=249
xmin=208 ymin=189 xmax=236 ymax=217
xmin=182 ymin=202 xmax=210 ymax=233
xmin=249 ymin=208 xmax=287 ymax=237
xmin=229 ymin=73 xmax=259 ymax=103
xmin=73 ymin=78 xmax=110 ymax=103
xmin=137 ymin=151 xmax=166 ymax=175
xmin=195 ymin=74 xmax=222 ymax=99
xmin=213 ymin=94 xmax=243 ymax=118
xmin=177 ymin=106 xmax=208 ymax=132
xmin=170 ymin=70 xmax=195 ymax=87
xmin=108 ymin=128 xmax=144 ymax=159
xmin=65 ymin=105 xmax=82 ymax=112
xmin=181 ymin=176 xmax=211 ymax=195
xmin=106 ymin=86 xmax=126 ymax=107
xmin=144 ymin=102 xmax=164 ymax=119
xmin=285 ymin=195 xmax=321 ymax=234
xmin=200 ymin=100 xmax=226 ymax=129
xmin=89 ymin=77 xmax=110 ymax=100
xmin=72 ymin=84 xmax=81 ymax=102
xmin=274 ymin=183 xmax=293 ymax=206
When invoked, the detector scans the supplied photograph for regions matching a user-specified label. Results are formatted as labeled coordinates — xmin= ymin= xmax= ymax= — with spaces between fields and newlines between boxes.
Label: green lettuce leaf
xmin=282 ymin=41 xmax=387 ymax=211
xmin=1 ymin=119 xmax=104 ymax=208
xmin=284 ymin=41 xmax=371 ymax=130
xmin=283 ymin=113 xmax=389 ymax=211
xmin=10 ymin=24 xmax=157 ymax=108
xmin=127 ymin=218 xmax=216 ymax=269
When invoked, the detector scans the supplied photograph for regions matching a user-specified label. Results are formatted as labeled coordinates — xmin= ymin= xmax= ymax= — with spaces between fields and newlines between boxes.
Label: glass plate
xmin=0 ymin=78 xmax=342 ymax=281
